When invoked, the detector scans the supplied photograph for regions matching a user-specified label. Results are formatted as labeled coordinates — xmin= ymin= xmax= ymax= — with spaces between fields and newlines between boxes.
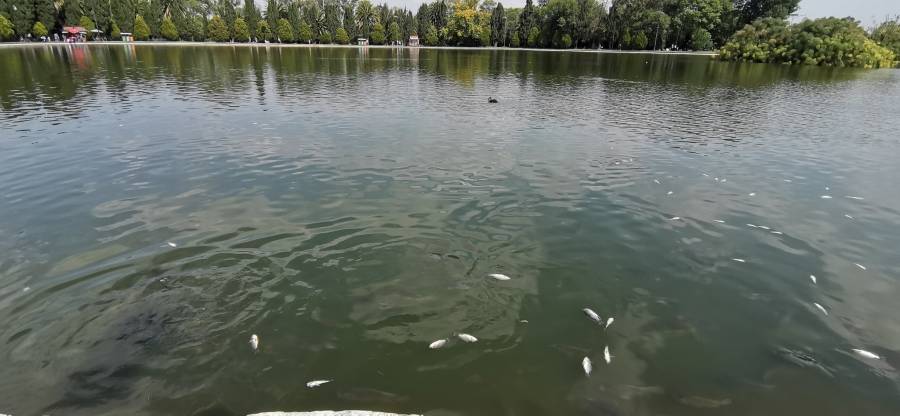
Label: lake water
xmin=1 ymin=45 xmax=900 ymax=416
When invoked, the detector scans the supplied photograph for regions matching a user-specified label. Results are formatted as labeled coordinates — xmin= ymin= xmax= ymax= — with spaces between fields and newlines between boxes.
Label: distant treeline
xmin=1 ymin=0 xmax=802 ymax=50
xmin=1 ymin=0 xmax=898 ymax=66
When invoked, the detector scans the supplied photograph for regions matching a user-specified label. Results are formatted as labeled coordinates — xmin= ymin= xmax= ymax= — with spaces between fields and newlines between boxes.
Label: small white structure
xmin=408 ymin=35 xmax=419 ymax=47
xmin=357 ymin=37 xmax=369 ymax=46
xmin=120 ymin=32 xmax=133 ymax=42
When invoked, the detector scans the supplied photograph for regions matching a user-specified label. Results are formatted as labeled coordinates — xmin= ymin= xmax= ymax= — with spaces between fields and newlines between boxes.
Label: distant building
xmin=408 ymin=36 xmax=419 ymax=47
xmin=357 ymin=38 xmax=369 ymax=46
xmin=120 ymin=32 xmax=134 ymax=42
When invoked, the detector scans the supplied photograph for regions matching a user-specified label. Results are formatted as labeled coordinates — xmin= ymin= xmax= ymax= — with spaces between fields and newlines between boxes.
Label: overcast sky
xmin=385 ymin=0 xmax=898 ymax=27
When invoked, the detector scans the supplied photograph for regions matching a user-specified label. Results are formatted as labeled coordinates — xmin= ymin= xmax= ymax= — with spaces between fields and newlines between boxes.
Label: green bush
xmin=691 ymin=28 xmax=712 ymax=50
xmin=335 ymin=27 xmax=350 ymax=44
xmin=633 ymin=31 xmax=647 ymax=49
xmin=720 ymin=17 xmax=896 ymax=68
xmin=388 ymin=21 xmax=401 ymax=44
xmin=424 ymin=25 xmax=439 ymax=46
xmin=185 ymin=16 xmax=204 ymax=41
xmin=320 ymin=31 xmax=332 ymax=44
xmin=207 ymin=15 xmax=230 ymax=42
xmin=370 ymin=22 xmax=385 ymax=44
xmin=257 ymin=21 xmax=272 ymax=42
xmin=233 ymin=17 xmax=250 ymax=42
xmin=32 ymin=22 xmax=48 ymax=38
xmin=110 ymin=21 xmax=121 ymax=40
xmin=298 ymin=22 xmax=313 ymax=43
xmin=79 ymin=16 xmax=96 ymax=40
xmin=872 ymin=19 xmax=900 ymax=56
xmin=278 ymin=18 xmax=294 ymax=42
xmin=161 ymin=17 xmax=179 ymax=41
xmin=0 ymin=15 xmax=13 ymax=41
xmin=561 ymin=33 xmax=572 ymax=48
xmin=134 ymin=15 xmax=151 ymax=41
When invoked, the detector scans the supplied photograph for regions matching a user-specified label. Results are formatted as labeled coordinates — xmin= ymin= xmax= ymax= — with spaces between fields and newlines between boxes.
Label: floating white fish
xmin=583 ymin=308 xmax=602 ymax=324
xmin=855 ymin=263 xmax=866 ymax=271
xmin=670 ymin=216 xmax=681 ymax=220
xmin=667 ymin=191 xmax=673 ymax=195
xmin=457 ymin=333 xmax=478 ymax=343
xmin=306 ymin=380 xmax=331 ymax=388
xmin=429 ymin=339 xmax=448 ymax=349
xmin=488 ymin=273 xmax=511 ymax=281
xmin=758 ymin=225 xmax=771 ymax=230
xmin=714 ymin=177 xmax=719 ymax=181
xmin=825 ymin=186 xmax=830 ymax=191
xmin=810 ymin=275 xmax=817 ymax=284
xmin=702 ymin=173 xmax=709 ymax=177
xmin=784 ymin=179 xmax=793 ymax=183
xmin=603 ymin=346 xmax=612 ymax=364
xmin=714 ymin=220 xmax=725 ymax=223
xmin=654 ymin=179 xmax=660 ymax=184
xmin=582 ymin=357 xmax=593 ymax=376
xmin=605 ymin=317 xmax=614 ymax=329
xmin=23 ymin=286 xmax=30 ymax=292
xmin=732 ymin=258 xmax=746 ymax=263
xmin=844 ymin=214 xmax=854 ymax=219
xmin=852 ymin=349 xmax=880 ymax=360
xmin=167 ymin=242 xmax=177 ymax=247
xmin=746 ymin=223 xmax=758 ymax=228
xmin=250 ymin=334 xmax=259 ymax=351
xmin=721 ymin=178 xmax=727 ymax=183
xmin=821 ymin=195 xmax=832 ymax=199
xmin=845 ymin=196 xmax=864 ymax=200
xmin=813 ymin=303 xmax=828 ymax=315
xmin=519 ymin=319 xmax=529 ymax=323
xmin=770 ymin=231 xmax=783 ymax=235
xmin=749 ymin=193 xmax=756 ymax=196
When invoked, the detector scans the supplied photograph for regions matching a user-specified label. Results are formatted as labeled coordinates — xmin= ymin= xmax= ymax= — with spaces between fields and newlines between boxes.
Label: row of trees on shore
xmin=1 ymin=0 xmax=898 ymax=67
xmin=0 ymin=0 xmax=806 ymax=50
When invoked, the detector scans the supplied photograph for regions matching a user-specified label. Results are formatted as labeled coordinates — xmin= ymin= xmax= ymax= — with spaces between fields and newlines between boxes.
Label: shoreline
xmin=0 ymin=40 xmax=718 ymax=56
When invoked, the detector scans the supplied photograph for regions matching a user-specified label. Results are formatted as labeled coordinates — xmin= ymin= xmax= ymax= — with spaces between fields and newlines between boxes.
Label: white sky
xmin=385 ymin=0 xmax=898 ymax=27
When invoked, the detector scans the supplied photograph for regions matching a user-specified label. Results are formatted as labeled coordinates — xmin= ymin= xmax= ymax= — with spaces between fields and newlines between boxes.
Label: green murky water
xmin=1 ymin=45 xmax=899 ymax=416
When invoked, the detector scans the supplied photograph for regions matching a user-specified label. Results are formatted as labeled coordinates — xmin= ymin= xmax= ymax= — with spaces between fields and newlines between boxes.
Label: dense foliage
xmin=720 ymin=17 xmax=897 ymax=68
xmin=0 ymin=0 xmax=893 ymax=67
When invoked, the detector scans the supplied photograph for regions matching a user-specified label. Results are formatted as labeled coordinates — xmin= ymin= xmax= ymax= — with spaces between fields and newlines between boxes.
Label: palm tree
xmin=355 ymin=0 xmax=376 ymax=38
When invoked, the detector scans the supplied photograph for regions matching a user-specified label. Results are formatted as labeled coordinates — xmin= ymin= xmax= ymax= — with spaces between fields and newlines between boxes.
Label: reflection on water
xmin=1 ymin=45 xmax=899 ymax=416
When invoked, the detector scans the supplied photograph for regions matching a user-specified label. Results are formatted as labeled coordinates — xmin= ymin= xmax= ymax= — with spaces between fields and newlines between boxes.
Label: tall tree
xmin=517 ymin=0 xmax=535 ymax=45
xmin=11 ymin=0 xmax=35 ymax=35
xmin=34 ymin=0 xmax=56 ymax=32
xmin=489 ymin=2 xmax=504 ymax=46
xmin=264 ymin=0 xmax=276 ymax=34
xmin=243 ymin=0 xmax=260 ymax=39
xmin=733 ymin=0 xmax=799 ymax=27
xmin=354 ymin=0 xmax=374 ymax=38
xmin=218 ymin=0 xmax=236 ymax=29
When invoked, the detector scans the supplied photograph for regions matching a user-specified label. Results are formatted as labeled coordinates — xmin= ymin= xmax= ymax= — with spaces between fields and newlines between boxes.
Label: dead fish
xmin=758 ymin=225 xmax=771 ymax=230
xmin=457 ymin=333 xmax=478 ymax=343
xmin=784 ymin=179 xmax=792 ymax=182
xmin=667 ymin=191 xmax=673 ymax=195
xmin=603 ymin=346 xmax=612 ymax=364
xmin=845 ymin=196 xmax=864 ymax=200
xmin=429 ymin=339 xmax=448 ymax=349
xmin=670 ymin=216 xmax=681 ymax=220
xmin=747 ymin=223 xmax=758 ymax=228
xmin=714 ymin=177 xmax=720 ymax=181
xmin=844 ymin=214 xmax=854 ymax=219
xmin=679 ymin=395 xmax=733 ymax=408
xmin=519 ymin=319 xmax=529 ymax=323
xmin=654 ymin=179 xmax=661 ymax=184
xmin=250 ymin=334 xmax=259 ymax=351
xmin=855 ymin=263 xmax=866 ymax=271
xmin=306 ymin=380 xmax=331 ymax=388
xmin=721 ymin=178 xmax=727 ymax=183
xmin=810 ymin=275 xmax=817 ymax=284
xmin=770 ymin=231 xmax=783 ymax=235
xmin=714 ymin=219 xmax=725 ymax=223
xmin=582 ymin=356 xmax=593 ymax=376
xmin=852 ymin=349 xmax=880 ymax=359
xmin=732 ymin=258 xmax=746 ymax=263
xmin=825 ymin=186 xmax=830 ymax=191
xmin=583 ymin=308 xmax=602 ymax=324
xmin=821 ymin=195 xmax=832 ymax=199
xmin=167 ymin=242 xmax=177 ymax=247
xmin=749 ymin=192 xmax=756 ymax=196
xmin=813 ymin=302 xmax=828 ymax=316
xmin=488 ymin=273 xmax=511 ymax=281
xmin=605 ymin=317 xmax=614 ymax=329
xmin=702 ymin=173 xmax=709 ymax=177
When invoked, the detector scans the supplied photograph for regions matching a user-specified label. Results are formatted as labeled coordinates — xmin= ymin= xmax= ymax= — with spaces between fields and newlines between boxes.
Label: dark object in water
xmin=488 ymin=97 xmax=498 ymax=103
xmin=772 ymin=346 xmax=834 ymax=377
